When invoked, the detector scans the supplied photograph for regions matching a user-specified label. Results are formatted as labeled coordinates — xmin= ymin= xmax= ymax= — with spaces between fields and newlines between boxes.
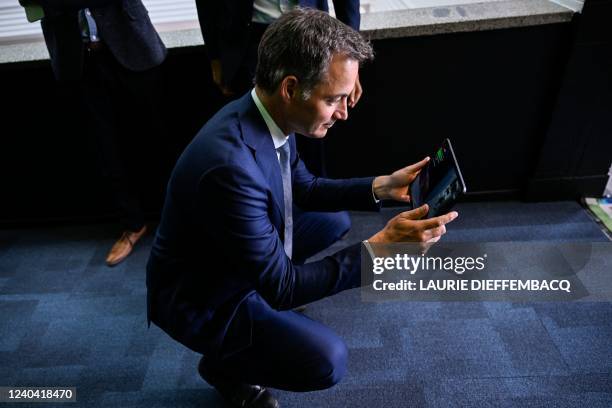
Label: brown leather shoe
xmin=105 ymin=225 xmax=147 ymax=267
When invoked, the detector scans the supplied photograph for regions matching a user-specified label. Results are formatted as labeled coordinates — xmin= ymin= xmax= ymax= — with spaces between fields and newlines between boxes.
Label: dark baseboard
xmin=462 ymin=189 xmax=521 ymax=202
xmin=525 ymin=175 xmax=608 ymax=201
xmin=0 ymin=211 xmax=161 ymax=230
xmin=382 ymin=189 xmax=521 ymax=208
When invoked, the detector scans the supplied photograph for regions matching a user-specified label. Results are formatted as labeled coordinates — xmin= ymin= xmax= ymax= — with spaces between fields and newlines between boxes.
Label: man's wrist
xmin=371 ymin=183 xmax=380 ymax=203
xmin=372 ymin=175 xmax=389 ymax=201
xmin=367 ymin=231 xmax=384 ymax=243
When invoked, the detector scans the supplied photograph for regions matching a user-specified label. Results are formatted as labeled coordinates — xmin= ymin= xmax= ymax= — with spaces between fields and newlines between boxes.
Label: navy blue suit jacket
xmin=39 ymin=0 xmax=166 ymax=80
xmin=195 ymin=0 xmax=360 ymax=87
xmin=146 ymin=92 xmax=378 ymax=358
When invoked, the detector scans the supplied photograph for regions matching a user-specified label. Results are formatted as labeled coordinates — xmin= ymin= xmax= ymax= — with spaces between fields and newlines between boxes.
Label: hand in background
xmin=348 ymin=73 xmax=362 ymax=108
xmin=210 ymin=59 xmax=234 ymax=97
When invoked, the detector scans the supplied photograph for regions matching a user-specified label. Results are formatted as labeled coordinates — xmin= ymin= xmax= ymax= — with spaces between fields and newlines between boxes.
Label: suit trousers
xmin=80 ymin=44 xmax=165 ymax=231
xmin=200 ymin=209 xmax=352 ymax=391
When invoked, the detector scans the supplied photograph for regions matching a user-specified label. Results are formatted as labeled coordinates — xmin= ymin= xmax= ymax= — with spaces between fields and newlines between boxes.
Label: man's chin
xmin=312 ymin=127 xmax=329 ymax=138
xmin=302 ymin=128 xmax=328 ymax=138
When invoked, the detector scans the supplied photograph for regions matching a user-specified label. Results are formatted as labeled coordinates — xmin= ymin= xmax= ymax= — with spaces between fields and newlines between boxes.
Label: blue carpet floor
xmin=0 ymin=201 xmax=611 ymax=407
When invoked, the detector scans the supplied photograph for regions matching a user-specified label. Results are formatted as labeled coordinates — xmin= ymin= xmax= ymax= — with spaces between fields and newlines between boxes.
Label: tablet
xmin=409 ymin=139 xmax=467 ymax=218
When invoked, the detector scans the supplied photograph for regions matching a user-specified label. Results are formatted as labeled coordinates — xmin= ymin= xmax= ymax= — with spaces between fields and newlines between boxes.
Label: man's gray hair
xmin=255 ymin=7 xmax=374 ymax=98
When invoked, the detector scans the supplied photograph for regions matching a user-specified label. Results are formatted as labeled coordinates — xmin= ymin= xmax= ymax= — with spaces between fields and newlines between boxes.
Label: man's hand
xmin=348 ymin=73 xmax=362 ymax=108
xmin=210 ymin=59 xmax=234 ymax=97
xmin=368 ymin=204 xmax=458 ymax=244
xmin=372 ymin=157 xmax=430 ymax=202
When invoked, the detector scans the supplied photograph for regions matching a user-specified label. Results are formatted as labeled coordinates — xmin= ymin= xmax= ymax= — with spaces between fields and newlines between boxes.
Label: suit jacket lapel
xmin=238 ymin=94 xmax=286 ymax=224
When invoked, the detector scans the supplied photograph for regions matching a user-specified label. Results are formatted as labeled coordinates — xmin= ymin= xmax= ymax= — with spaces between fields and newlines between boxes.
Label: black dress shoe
xmin=198 ymin=357 xmax=279 ymax=408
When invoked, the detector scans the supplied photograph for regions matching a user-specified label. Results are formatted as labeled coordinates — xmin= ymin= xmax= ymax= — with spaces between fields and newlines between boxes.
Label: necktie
xmin=277 ymin=142 xmax=292 ymax=258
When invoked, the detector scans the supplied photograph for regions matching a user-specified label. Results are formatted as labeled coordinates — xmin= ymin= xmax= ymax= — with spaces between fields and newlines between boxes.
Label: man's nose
xmin=333 ymin=98 xmax=348 ymax=121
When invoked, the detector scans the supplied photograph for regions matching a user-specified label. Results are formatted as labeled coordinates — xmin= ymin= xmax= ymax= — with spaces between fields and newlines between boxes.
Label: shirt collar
xmin=251 ymin=88 xmax=289 ymax=150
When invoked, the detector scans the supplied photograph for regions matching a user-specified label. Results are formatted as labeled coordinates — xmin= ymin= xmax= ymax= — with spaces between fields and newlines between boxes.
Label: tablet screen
xmin=410 ymin=139 xmax=466 ymax=217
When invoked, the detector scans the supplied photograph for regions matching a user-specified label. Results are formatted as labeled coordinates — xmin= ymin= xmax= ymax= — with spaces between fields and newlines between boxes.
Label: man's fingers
xmin=352 ymin=79 xmax=362 ymax=107
xmin=423 ymin=224 xmax=446 ymax=241
xmin=399 ymin=204 xmax=429 ymax=220
xmin=427 ymin=235 xmax=441 ymax=243
xmin=349 ymin=74 xmax=362 ymax=108
xmin=402 ymin=157 xmax=430 ymax=173
xmin=220 ymin=85 xmax=235 ymax=97
xmin=210 ymin=59 xmax=223 ymax=86
xmin=420 ymin=211 xmax=458 ymax=230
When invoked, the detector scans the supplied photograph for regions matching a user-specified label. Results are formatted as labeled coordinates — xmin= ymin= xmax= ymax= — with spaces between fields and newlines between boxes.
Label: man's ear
xmin=280 ymin=76 xmax=299 ymax=102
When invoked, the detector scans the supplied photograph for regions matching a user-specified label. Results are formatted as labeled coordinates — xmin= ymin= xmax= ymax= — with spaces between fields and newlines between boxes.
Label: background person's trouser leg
xmin=200 ymin=292 xmax=348 ymax=392
xmin=81 ymin=47 xmax=165 ymax=231
xmin=81 ymin=48 xmax=145 ymax=231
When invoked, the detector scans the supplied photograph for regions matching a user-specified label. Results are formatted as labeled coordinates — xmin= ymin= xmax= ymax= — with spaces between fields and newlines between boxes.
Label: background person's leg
xmin=200 ymin=292 xmax=348 ymax=392
xmin=116 ymin=61 xmax=168 ymax=223
xmin=292 ymin=206 xmax=351 ymax=264
xmin=81 ymin=48 xmax=145 ymax=232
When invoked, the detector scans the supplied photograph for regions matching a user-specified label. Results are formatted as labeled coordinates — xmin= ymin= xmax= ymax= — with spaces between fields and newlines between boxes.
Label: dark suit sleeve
xmin=331 ymin=0 xmax=360 ymax=30
xmin=199 ymin=164 xmax=364 ymax=310
xmin=39 ymin=0 xmax=119 ymax=12
xmin=194 ymin=0 xmax=221 ymax=60
xmin=290 ymin=138 xmax=380 ymax=212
